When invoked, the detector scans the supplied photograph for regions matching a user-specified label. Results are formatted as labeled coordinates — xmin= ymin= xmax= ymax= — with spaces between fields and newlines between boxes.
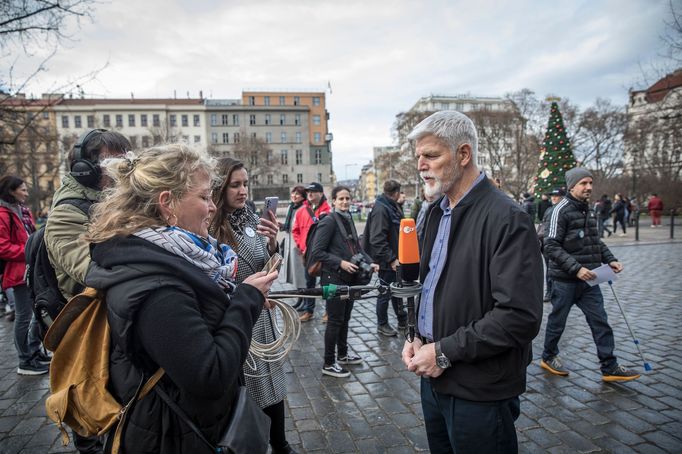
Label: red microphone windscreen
xmin=399 ymin=218 xmax=420 ymax=265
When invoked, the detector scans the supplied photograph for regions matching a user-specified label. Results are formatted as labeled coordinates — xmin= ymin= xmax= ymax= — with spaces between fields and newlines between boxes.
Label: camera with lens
xmin=350 ymin=253 xmax=373 ymax=285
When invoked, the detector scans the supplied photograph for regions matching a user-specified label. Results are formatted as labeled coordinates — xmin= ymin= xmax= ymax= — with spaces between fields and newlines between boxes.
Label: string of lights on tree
xmin=533 ymin=98 xmax=578 ymax=194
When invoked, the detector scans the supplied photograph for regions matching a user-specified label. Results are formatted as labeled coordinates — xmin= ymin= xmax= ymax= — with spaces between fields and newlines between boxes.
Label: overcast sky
xmin=9 ymin=0 xmax=673 ymax=180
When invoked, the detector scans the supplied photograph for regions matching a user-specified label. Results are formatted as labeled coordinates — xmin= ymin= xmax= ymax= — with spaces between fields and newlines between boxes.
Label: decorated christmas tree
xmin=533 ymin=99 xmax=577 ymax=194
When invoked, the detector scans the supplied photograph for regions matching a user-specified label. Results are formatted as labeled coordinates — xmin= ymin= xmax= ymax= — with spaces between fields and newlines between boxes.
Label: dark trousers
xmin=300 ymin=267 xmax=318 ymax=314
xmin=263 ymin=400 xmax=287 ymax=450
xmin=10 ymin=284 xmax=42 ymax=364
xmin=376 ymin=269 xmax=407 ymax=326
xmin=75 ymin=431 xmax=104 ymax=454
xmin=613 ymin=214 xmax=626 ymax=234
xmin=542 ymin=255 xmax=552 ymax=297
xmin=542 ymin=280 xmax=617 ymax=373
xmin=324 ymin=297 xmax=354 ymax=365
xmin=420 ymin=378 xmax=520 ymax=454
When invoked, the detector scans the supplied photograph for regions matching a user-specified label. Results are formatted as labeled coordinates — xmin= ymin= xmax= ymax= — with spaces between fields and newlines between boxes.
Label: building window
xmin=249 ymin=115 xmax=256 ymax=126
xmin=297 ymin=173 xmax=303 ymax=183
xmin=210 ymin=114 xmax=217 ymax=126
xmin=181 ymin=115 xmax=188 ymax=127
xmin=142 ymin=136 xmax=150 ymax=147
xmin=265 ymin=114 xmax=271 ymax=125
xmin=295 ymin=132 xmax=302 ymax=143
xmin=153 ymin=135 xmax=162 ymax=144
xmin=220 ymin=114 xmax=227 ymax=125
xmin=103 ymin=115 xmax=110 ymax=127
xmin=74 ymin=115 xmax=82 ymax=128
xmin=265 ymin=132 xmax=272 ymax=143
xmin=59 ymin=115 xmax=69 ymax=128
xmin=313 ymin=96 xmax=320 ymax=106
xmin=211 ymin=133 xmax=218 ymax=144
xmin=129 ymin=136 xmax=138 ymax=148
xmin=253 ymin=175 xmax=259 ymax=185
xmin=314 ymin=132 xmax=321 ymax=143
xmin=42 ymin=111 xmax=49 ymax=119
xmin=313 ymin=115 xmax=321 ymax=125
xmin=193 ymin=114 xmax=200 ymax=126
xmin=282 ymin=174 xmax=288 ymax=184
xmin=279 ymin=114 xmax=285 ymax=125
xmin=251 ymin=132 xmax=257 ymax=140
xmin=295 ymin=114 xmax=301 ymax=126
xmin=141 ymin=114 xmax=148 ymax=127
xmin=293 ymin=96 xmax=300 ymax=106
xmin=264 ymin=96 xmax=270 ymax=106
xmin=248 ymin=96 xmax=255 ymax=106
xmin=315 ymin=149 xmax=322 ymax=164
xmin=281 ymin=150 xmax=288 ymax=165
xmin=295 ymin=149 xmax=303 ymax=165
xmin=234 ymin=132 xmax=240 ymax=143
xmin=279 ymin=96 xmax=285 ymax=105
xmin=280 ymin=132 xmax=287 ymax=143
xmin=87 ymin=115 xmax=94 ymax=128
xmin=128 ymin=114 xmax=135 ymax=127
xmin=182 ymin=135 xmax=189 ymax=143
xmin=115 ymin=114 xmax=123 ymax=127
xmin=267 ymin=174 xmax=273 ymax=185
xmin=232 ymin=114 xmax=239 ymax=126
xmin=153 ymin=114 xmax=160 ymax=127
xmin=222 ymin=132 xmax=229 ymax=143
xmin=318 ymin=173 xmax=323 ymax=183
xmin=170 ymin=114 xmax=177 ymax=127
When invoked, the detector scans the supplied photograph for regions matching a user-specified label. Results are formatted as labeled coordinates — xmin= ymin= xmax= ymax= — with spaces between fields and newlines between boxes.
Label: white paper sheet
xmin=586 ymin=263 xmax=618 ymax=287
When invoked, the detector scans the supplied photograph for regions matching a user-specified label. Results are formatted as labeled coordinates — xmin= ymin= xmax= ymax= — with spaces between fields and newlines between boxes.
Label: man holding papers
xmin=541 ymin=167 xmax=640 ymax=382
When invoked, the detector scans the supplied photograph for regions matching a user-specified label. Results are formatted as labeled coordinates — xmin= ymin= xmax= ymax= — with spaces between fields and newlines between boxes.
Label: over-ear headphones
xmin=70 ymin=128 xmax=107 ymax=189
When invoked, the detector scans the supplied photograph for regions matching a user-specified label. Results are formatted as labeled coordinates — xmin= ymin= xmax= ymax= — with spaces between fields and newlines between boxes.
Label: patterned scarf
xmin=228 ymin=206 xmax=252 ymax=235
xmin=134 ymin=226 xmax=238 ymax=290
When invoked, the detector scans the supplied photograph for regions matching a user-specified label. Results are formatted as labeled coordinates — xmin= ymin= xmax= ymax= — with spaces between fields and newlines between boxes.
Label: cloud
xmin=4 ymin=0 xmax=672 ymax=182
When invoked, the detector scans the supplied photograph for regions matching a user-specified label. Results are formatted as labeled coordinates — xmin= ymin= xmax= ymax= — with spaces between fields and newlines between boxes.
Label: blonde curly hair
xmin=86 ymin=143 xmax=215 ymax=243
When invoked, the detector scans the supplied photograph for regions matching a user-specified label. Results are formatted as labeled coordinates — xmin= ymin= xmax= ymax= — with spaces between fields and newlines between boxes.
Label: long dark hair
xmin=0 ymin=175 xmax=25 ymax=204
xmin=210 ymin=157 xmax=246 ymax=249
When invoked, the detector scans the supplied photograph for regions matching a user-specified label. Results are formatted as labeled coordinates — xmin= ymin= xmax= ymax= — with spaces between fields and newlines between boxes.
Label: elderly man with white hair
xmin=401 ymin=111 xmax=543 ymax=454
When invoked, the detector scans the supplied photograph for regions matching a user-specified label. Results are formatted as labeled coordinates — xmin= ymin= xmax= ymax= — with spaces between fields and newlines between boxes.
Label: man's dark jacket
xmin=537 ymin=198 xmax=552 ymax=223
xmin=363 ymin=194 xmax=401 ymax=270
xmin=86 ymin=236 xmax=263 ymax=453
xmin=543 ymin=194 xmax=617 ymax=282
xmin=419 ymin=178 xmax=543 ymax=401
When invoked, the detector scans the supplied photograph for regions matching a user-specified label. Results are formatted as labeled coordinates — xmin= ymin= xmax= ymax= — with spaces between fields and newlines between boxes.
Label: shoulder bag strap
xmin=110 ymin=368 xmax=166 ymax=454
xmin=332 ymin=213 xmax=357 ymax=255
xmin=306 ymin=206 xmax=316 ymax=222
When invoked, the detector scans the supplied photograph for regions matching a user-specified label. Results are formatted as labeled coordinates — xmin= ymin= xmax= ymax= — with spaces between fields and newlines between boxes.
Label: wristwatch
xmin=434 ymin=341 xmax=451 ymax=369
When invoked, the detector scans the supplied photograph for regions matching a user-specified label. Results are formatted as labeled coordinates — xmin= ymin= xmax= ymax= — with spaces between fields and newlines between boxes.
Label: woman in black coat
xmin=310 ymin=186 xmax=378 ymax=378
xmin=610 ymin=193 xmax=627 ymax=235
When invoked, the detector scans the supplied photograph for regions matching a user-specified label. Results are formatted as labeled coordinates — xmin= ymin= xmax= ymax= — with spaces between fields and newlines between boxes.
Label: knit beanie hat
xmin=565 ymin=167 xmax=592 ymax=189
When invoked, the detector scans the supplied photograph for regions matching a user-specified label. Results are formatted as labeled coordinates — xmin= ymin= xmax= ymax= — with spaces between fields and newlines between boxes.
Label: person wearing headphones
xmin=44 ymin=128 xmax=130 ymax=454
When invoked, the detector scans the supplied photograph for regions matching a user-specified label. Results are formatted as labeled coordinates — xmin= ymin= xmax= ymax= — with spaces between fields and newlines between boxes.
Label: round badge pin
xmin=245 ymin=226 xmax=256 ymax=238
xmin=578 ymin=230 xmax=585 ymax=238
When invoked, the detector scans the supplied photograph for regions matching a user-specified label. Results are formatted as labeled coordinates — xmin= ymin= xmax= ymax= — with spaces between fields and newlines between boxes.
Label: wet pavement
xmin=0 ymin=240 xmax=680 ymax=453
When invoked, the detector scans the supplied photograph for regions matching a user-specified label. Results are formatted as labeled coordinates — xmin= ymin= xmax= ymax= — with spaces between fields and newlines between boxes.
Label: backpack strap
xmin=332 ymin=213 xmax=358 ymax=255
xmin=110 ymin=368 xmax=165 ymax=454
xmin=306 ymin=206 xmax=317 ymax=223
xmin=54 ymin=198 xmax=94 ymax=216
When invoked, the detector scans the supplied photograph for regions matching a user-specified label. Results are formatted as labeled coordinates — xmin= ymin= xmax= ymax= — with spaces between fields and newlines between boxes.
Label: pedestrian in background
xmin=522 ymin=192 xmax=536 ymax=222
xmin=210 ymin=158 xmax=297 ymax=454
xmin=363 ymin=180 xmax=407 ymax=337
xmin=537 ymin=193 xmax=552 ymax=224
xmin=0 ymin=176 xmax=45 ymax=374
xmin=611 ymin=193 xmax=627 ymax=236
xmin=280 ymin=186 xmax=308 ymax=306
xmin=541 ymin=167 xmax=640 ymax=382
xmin=648 ymin=193 xmax=664 ymax=227
xmin=541 ymin=188 xmax=565 ymax=302
xmin=292 ymin=182 xmax=331 ymax=322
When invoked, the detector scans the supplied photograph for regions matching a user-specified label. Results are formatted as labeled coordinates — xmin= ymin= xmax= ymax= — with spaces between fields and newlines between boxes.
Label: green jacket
xmin=44 ymin=174 xmax=101 ymax=300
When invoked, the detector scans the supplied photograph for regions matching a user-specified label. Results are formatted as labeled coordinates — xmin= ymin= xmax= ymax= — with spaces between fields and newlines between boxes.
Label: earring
xmin=167 ymin=213 xmax=178 ymax=226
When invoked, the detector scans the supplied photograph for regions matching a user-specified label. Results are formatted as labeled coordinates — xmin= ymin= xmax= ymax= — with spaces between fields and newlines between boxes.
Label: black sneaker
xmin=322 ymin=363 xmax=350 ymax=378
xmin=337 ymin=354 xmax=363 ymax=365
xmin=540 ymin=357 xmax=569 ymax=376
xmin=33 ymin=351 xmax=52 ymax=365
xmin=602 ymin=365 xmax=640 ymax=382
xmin=377 ymin=324 xmax=397 ymax=337
xmin=17 ymin=359 xmax=49 ymax=376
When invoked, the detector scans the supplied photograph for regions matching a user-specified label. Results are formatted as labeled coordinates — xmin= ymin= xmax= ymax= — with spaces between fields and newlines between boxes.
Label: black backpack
xmin=303 ymin=207 xmax=326 ymax=277
xmin=25 ymin=198 xmax=93 ymax=339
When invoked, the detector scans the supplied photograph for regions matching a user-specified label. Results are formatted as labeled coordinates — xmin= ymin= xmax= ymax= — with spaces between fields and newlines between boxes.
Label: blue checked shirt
xmin=418 ymin=172 xmax=486 ymax=341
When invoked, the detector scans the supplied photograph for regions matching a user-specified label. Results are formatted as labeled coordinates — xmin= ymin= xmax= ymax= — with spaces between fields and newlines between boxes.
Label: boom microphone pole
xmin=269 ymin=284 xmax=389 ymax=301
xmin=392 ymin=218 xmax=422 ymax=342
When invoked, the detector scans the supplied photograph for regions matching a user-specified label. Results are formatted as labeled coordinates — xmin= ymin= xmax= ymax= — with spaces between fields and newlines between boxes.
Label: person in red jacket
xmin=0 ymin=176 xmax=49 ymax=375
xmin=647 ymin=193 xmax=664 ymax=227
xmin=292 ymin=182 xmax=330 ymax=321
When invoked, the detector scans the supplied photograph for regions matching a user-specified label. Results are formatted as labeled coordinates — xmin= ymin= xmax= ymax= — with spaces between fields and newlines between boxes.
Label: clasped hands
xmin=401 ymin=338 xmax=445 ymax=378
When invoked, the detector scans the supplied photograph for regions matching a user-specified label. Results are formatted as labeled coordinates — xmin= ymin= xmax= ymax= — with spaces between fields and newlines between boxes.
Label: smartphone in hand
xmin=262 ymin=252 xmax=283 ymax=274
xmin=264 ymin=196 xmax=279 ymax=218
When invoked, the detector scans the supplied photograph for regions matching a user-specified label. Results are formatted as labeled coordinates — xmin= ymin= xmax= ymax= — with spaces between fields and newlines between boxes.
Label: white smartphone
xmin=262 ymin=253 xmax=283 ymax=274
xmin=264 ymin=196 xmax=279 ymax=218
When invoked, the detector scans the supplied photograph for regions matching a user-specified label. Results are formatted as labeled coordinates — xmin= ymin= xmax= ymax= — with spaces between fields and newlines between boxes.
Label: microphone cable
xmin=244 ymin=298 xmax=301 ymax=378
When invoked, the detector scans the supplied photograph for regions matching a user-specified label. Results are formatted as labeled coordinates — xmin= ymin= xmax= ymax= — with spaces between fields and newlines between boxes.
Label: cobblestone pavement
xmin=0 ymin=242 xmax=680 ymax=453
